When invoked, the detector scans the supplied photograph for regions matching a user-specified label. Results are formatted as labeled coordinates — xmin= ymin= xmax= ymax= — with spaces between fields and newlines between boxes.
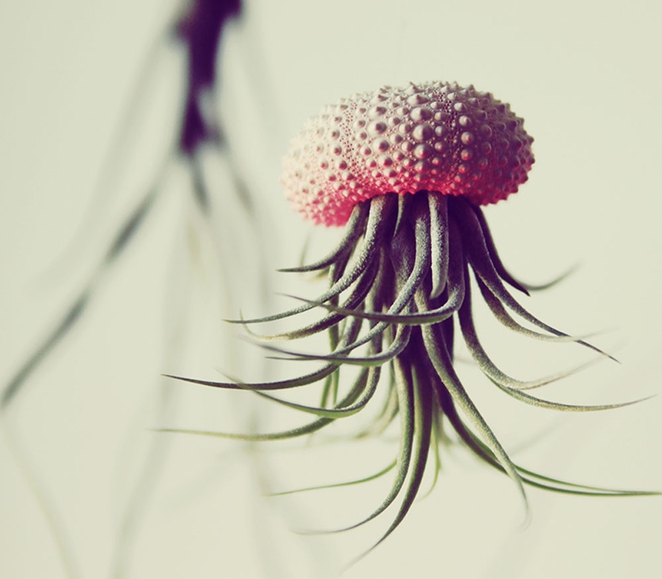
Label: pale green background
xmin=1 ymin=1 xmax=661 ymax=578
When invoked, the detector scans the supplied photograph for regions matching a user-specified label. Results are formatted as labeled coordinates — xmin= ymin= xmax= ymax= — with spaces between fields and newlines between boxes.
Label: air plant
xmin=2 ymin=0 xmax=246 ymax=409
xmin=2 ymin=2 xmax=267 ymax=577
xmin=169 ymin=80 xmax=656 ymax=551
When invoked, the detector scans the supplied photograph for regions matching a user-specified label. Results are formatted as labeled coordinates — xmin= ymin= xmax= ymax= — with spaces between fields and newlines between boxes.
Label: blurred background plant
xmin=1 ymin=1 xmax=661 ymax=578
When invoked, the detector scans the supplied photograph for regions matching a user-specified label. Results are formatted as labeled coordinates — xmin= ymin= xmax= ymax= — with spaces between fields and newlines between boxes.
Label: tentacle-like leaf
xmin=229 ymin=194 xmax=395 ymax=325
xmin=156 ymin=420 xmax=333 ymax=442
xmin=270 ymin=459 xmax=397 ymax=497
xmin=159 ymin=353 xmax=375 ymax=442
xmin=237 ymin=367 xmax=378 ymax=418
xmin=453 ymin=199 xmax=616 ymax=362
xmin=476 ymin=277 xmax=595 ymax=343
xmin=281 ymin=219 xmax=464 ymax=326
xmin=309 ymin=202 xmax=431 ymax=357
xmin=428 ymin=192 xmax=449 ymax=299
xmin=298 ymin=351 xmax=415 ymax=535
xmin=468 ymin=200 xmax=529 ymax=295
xmin=354 ymin=354 xmax=433 ymax=558
xmin=417 ymin=408 xmax=444 ymax=501
xmin=471 ymin=201 xmax=577 ymax=293
xmin=278 ymin=202 xmax=369 ymax=273
xmin=263 ymin=324 xmax=412 ymax=367
xmin=393 ymin=193 xmax=416 ymax=239
xmin=459 ymin=269 xmax=607 ymax=391
xmin=417 ymin=292 xmax=527 ymax=505
xmin=163 ymin=365 xmax=338 ymax=391
xmin=243 ymin=256 xmax=379 ymax=342
xmin=354 ymin=367 xmax=399 ymax=439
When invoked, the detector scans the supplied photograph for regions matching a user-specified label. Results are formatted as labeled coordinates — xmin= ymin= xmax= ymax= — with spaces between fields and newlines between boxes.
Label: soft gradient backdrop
xmin=1 ymin=1 xmax=661 ymax=578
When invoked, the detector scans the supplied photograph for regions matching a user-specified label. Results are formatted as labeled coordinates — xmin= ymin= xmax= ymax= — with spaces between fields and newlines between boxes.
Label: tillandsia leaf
xmin=243 ymin=256 xmax=379 ymax=342
xmin=393 ymin=193 xmax=416 ymax=239
xmin=2 ymin=292 xmax=90 ymax=407
xmin=436 ymin=384 xmax=658 ymax=496
xmin=262 ymin=324 xmax=412 ymax=367
xmin=236 ymin=366 xmax=380 ymax=419
xmin=358 ymin=355 xmax=433 ymax=556
xmin=470 ymin=202 xmax=579 ymax=293
xmin=416 ymin=292 xmax=527 ymax=506
xmin=278 ymin=289 xmax=457 ymax=325
xmin=417 ymin=413 xmax=444 ymax=501
xmin=326 ymin=256 xmax=346 ymax=355
xmin=515 ymin=466 xmax=660 ymax=497
xmin=354 ymin=368 xmax=400 ymax=439
xmin=434 ymin=378 xmax=504 ymax=466
xmin=513 ymin=265 xmax=579 ymax=292
xmin=299 ymin=351 xmax=416 ymax=536
xmin=459 ymin=272 xmax=649 ymax=409
xmin=2 ymin=188 xmax=162 ymax=408
xmin=493 ymin=381 xmax=652 ymax=412
xmin=229 ymin=194 xmax=396 ymax=325
xmin=280 ymin=216 xmax=464 ymax=326
xmin=156 ymin=420 xmax=333 ymax=442
xmin=450 ymin=411 xmax=658 ymax=496
xmin=163 ymin=365 xmax=338 ymax=391
xmin=277 ymin=202 xmax=369 ymax=273
xmin=160 ymin=354 xmax=375 ymax=443
xmin=320 ymin=206 xmax=425 ymax=354
xmin=224 ymin=248 xmax=351 ymax=329
xmin=476 ymin=277 xmax=596 ymax=343
xmin=428 ymin=192 xmax=450 ymax=299
xmin=319 ymin=373 xmax=335 ymax=409
xmin=459 ymin=270 xmax=609 ymax=392
xmin=166 ymin=316 xmax=366 ymax=392
xmin=452 ymin=199 xmax=617 ymax=362
xmin=269 ymin=459 xmax=397 ymax=497
xmin=468 ymin=200 xmax=530 ymax=296
xmin=104 ymin=190 xmax=158 ymax=263
xmin=306 ymin=201 xmax=430 ymax=359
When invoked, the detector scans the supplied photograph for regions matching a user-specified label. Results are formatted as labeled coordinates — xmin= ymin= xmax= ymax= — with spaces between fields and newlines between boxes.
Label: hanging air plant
xmin=168 ymin=81 xmax=655 ymax=551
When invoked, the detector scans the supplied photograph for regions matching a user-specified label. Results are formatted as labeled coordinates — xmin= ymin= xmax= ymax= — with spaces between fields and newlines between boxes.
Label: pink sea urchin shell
xmin=282 ymin=81 xmax=534 ymax=226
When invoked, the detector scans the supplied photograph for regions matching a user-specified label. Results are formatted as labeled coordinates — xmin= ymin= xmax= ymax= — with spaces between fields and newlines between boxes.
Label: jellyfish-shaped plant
xmin=169 ymin=81 xmax=654 ymax=550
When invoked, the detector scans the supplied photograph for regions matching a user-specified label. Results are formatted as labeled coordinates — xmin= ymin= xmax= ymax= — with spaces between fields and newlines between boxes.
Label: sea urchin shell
xmin=282 ymin=81 xmax=534 ymax=226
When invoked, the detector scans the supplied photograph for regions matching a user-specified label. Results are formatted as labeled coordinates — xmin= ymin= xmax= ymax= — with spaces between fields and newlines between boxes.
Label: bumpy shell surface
xmin=282 ymin=81 xmax=534 ymax=226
